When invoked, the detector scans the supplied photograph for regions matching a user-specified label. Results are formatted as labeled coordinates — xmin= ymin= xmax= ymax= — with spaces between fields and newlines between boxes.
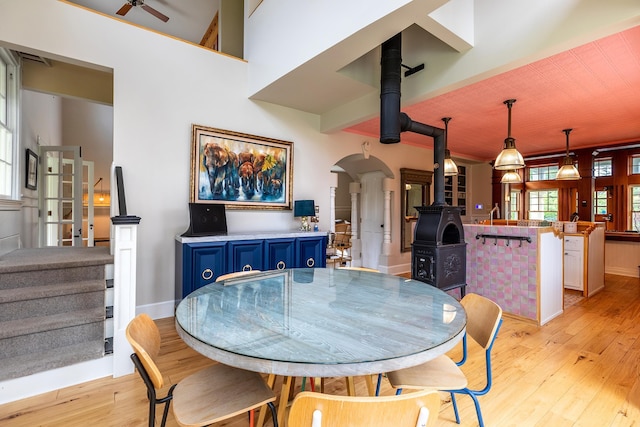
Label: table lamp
xmin=294 ymin=200 xmax=315 ymax=231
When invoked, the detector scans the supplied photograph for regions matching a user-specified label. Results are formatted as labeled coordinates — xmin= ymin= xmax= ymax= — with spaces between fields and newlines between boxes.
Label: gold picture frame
xmin=190 ymin=124 xmax=293 ymax=210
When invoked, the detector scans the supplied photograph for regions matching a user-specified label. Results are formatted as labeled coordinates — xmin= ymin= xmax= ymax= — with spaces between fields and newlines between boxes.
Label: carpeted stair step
xmin=0 ymin=280 xmax=105 ymax=323
xmin=0 ymin=307 xmax=105 ymax=343
xmin=0 ymin=265 xmax=106 ymax=291
xmin=0 ymin=339 xmax=106 ymax=381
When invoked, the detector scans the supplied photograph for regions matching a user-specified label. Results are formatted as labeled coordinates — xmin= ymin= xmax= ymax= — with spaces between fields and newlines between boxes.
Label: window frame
xmin=630 ymin=186 xmax=640 ymax=232
xmin=593 ymin=157 xmax=613 ymax=177
xmin=528 ymin=164 xmax=559 ymax=182
xmin=527 ymin=189 xmax=559 ymax=221
xmin=0 ymin=48 xmax=20 ymax=205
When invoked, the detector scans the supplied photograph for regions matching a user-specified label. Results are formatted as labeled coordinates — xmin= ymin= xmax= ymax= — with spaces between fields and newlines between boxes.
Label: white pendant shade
xmin=501 ymin=170 xmax=522 ymax=184
xmin=555 ymin=128 xmax=580 ymax=180
xmin=494 ymin=100 xmax=525 ymax=170
xmin=444 ymin=155 xmax=459 ymax=176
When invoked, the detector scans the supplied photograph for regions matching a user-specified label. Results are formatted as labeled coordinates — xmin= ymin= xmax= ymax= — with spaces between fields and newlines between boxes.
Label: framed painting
xmin=190 ymin=125 xmax=293 ymax=210
xmin=25 ymin=148 xmax=38 ymax=190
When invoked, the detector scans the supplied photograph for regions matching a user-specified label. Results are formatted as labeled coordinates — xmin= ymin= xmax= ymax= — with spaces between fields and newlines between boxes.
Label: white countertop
xmin=176 ymin=229 xmax=329 ymax=243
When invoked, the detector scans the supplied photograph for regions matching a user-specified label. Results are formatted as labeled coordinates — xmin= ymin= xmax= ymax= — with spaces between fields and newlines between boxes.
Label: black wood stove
xmin=412 ymin=205 xmax=467 ymax=296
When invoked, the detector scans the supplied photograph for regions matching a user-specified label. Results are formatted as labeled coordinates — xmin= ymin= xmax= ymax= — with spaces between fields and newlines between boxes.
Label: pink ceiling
xmin=345 ymin=25 xmax=640 ymax=162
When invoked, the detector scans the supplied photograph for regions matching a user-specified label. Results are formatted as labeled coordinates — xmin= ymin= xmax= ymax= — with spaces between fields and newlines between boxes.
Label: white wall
xmin=0 ymin=0 xmax=493 ymax=315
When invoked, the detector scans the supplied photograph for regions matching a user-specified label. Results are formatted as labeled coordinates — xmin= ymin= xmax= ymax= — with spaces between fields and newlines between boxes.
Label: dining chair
xmin=126 ymin=313 xmax=278 ymax=427
xmin=333 ymin=222 xmax=352 ymax=266
xmin=287 ymin=388 xmax=440 ymax=427
xmin=385 ymin=293 xmax=503 ymax=427
xmin=215 ymin=270 xmax=262 ymax=282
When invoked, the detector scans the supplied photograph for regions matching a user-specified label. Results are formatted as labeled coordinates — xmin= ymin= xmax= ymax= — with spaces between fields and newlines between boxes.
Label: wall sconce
xmin=494 ymin=99 xmax=525 ymax=170
xmin=361 ymin=141 xmax=370 ymax=159
xmin=442 ymin=117 xmax=458 ymax=176
xmin=556 ymin=128 xmax=581 ymax=180
xmin=294 ymin=199 xmax=315 ymax=231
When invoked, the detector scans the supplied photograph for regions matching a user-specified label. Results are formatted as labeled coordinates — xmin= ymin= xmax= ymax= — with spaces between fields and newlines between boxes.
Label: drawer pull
xmin=242 ymin=264 xmax=252 ymax=272
xmin=277 ymin=261 xmax=286 ymax=270
xmin=306 ymin=258 xmax=315 ymax=268
xmin=201 ymin=268 xmax=213 ymax=281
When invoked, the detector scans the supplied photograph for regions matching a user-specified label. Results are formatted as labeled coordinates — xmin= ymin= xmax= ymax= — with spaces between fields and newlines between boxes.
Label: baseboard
xmin=0 ymin=355 xmax=113 ymax=405
xmin=137 ymin=299 xmax=176 ymax=320
xmin=605 ymin=266 xmax=638 ymax=277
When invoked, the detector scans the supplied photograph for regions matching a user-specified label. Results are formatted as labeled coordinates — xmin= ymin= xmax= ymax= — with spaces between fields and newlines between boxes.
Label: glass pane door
xmin=39 ymin=147 xmax=82 ymax=247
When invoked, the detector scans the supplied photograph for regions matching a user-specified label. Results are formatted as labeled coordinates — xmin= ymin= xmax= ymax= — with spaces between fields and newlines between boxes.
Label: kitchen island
xmin=464 ymin=222 xmax=563 ymax=325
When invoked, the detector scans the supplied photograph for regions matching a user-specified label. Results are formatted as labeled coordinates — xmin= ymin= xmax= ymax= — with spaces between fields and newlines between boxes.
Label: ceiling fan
xmin=116 ymin=0 xmax=169 ymax=23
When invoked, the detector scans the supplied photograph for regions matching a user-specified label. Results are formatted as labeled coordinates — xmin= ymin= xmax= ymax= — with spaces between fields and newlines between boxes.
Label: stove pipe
xmin=379 ymin=32 xmax=446 ymax=206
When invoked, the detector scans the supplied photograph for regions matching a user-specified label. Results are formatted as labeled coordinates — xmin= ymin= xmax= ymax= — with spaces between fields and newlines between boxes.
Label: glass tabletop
xmin=175 ymin=268 xmax=466 ymax=376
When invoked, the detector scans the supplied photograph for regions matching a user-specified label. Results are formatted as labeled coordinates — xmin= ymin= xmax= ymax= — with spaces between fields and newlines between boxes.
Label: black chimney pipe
xmin=379 ymin=33 xmax=446 ymax=206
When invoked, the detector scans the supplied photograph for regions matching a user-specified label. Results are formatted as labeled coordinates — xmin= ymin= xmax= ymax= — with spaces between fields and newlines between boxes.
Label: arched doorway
xmin=331 ymin=154 xmax=394 ymax=270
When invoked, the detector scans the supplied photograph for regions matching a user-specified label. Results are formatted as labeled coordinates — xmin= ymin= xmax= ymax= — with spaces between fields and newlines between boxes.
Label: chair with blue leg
xmin=385 ymin=293 xmax=503 ymax=427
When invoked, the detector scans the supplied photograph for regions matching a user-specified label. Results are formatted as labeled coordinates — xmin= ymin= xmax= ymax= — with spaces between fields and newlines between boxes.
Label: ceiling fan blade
xmin=141 ymin=4 xmax=170 ymax=22
xmin=116 ymin=3 xmax=133 ymax=16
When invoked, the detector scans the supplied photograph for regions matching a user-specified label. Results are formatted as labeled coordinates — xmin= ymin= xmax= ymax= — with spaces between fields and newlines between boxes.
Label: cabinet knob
xmin=306 ymin=258 xmax=315 ymax=268
xmin=201 ymin=268 xmax=213 ymax=280
xmin=276 ymin=261 xmax=286 ymax=270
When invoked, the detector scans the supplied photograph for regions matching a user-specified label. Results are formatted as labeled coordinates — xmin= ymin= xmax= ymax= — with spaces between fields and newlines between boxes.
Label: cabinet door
xmin=264 ymin=238 xmax=296 ymax=271
xmin=191 ymin=243 xmax=227 ymax=292
xmin=563 ymin=237 xmax=584 ymax=291
xmin=296 ymin=236 xmax=327 ymax=268
xmin=228 ymin=240 xmax=264 ymax=272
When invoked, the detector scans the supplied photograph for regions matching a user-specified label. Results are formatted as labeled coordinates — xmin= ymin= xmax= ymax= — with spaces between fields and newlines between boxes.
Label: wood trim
xmin=200 ymin=11 xmax=219 ymax=50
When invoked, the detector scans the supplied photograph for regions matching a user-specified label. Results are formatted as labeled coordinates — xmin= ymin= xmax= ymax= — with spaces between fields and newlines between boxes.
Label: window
xmin=593 ymin=158 xmax=612 ymax=177
xmin=0 ymin=48 xmax=18 ymax=200
xmin=508 ymin=190 xmax=520 ymax=220
xmin=630 ymin=156 xmax=640 ymax=175
xmin=593 ymin=190 xmax=608 ymax=216
xmin=631 ymin=187 xmax=640 ymax=232
xmin=528 ymin=190 xmax=558 ymax=221
xmin=528 ymin=165 xmax=558 ymax=181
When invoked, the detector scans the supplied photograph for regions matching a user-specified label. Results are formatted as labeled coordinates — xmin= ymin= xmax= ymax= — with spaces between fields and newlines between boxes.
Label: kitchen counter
xmin=464 ymin=224 xmax=563 ymax=325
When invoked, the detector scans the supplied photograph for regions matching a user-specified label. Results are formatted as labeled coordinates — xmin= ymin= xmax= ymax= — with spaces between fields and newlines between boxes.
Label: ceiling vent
xmin=16 ymin=51 xmax=51 ymax=67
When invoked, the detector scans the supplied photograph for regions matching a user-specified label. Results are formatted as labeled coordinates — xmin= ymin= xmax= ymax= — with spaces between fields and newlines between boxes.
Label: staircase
xmin=0 ymin=247 xmax=114 ymax=381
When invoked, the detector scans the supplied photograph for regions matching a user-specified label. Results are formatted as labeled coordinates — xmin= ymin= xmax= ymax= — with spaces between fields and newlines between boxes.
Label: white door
xmin=39 ymin=146 xmax=83 ymax=247
xmin=360 ymin=171 xmax=385 ymax=269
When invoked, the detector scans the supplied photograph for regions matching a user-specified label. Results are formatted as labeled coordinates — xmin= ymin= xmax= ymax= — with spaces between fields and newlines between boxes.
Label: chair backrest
xmin=288 ymin=389 xmax=440 ymax=427
xmin=126 ymin=313 xmax=165 ymax=389
xmin=215 ymin=270 xmax=262 ymax=282
xmin=334 ymin=223 xmax=352 ymax=247
xmin=460 ymin=293 xmax=503 ymax=349
xmin=337 ymin=266 xmax=380 ymax=273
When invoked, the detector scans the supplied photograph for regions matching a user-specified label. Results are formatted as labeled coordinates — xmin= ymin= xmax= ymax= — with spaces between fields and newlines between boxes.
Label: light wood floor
xmin=1 ymin=273 xmax=639 ymax=426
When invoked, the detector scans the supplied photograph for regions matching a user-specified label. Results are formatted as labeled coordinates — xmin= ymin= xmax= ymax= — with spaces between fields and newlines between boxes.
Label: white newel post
xmin=111 ymin=217 xmax=140 ymax=377
xmin=382 ymin=177 xmax=393 ymax=256
xmin=330 ymin=186 xmax=336 ymax=234
xmin=349 ymin=182 xmax=361 ymax=265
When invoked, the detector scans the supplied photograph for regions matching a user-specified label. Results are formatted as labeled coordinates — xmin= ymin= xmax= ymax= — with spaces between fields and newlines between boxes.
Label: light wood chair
xmin=287 ymin=389 xmax=440 ymax=427
xmin=126 ymin=313 xmax=278 ymax=427
xmin=333 ymin=222 xmax=352 ymax=266
xmin=385 ymin=293 xmax=503 ymax=427
xmin=215 ymin=270 xmax=262 ymax=282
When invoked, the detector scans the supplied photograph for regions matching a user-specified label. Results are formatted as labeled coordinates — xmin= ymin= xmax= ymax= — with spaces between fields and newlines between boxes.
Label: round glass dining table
xmin=175 ymin=268 xmax=466 ymax=378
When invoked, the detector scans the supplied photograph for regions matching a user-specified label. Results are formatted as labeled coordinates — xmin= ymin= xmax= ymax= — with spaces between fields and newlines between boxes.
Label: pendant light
xmin=556 ymin=128 xmax=581 ymax=180
xmin=501 ymin=169 xmax=522 ymax=184
xmin=442 ymin=117 xmax=458 ymax=176
xmin=494 ymin=99 xmax=525 ymax=170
